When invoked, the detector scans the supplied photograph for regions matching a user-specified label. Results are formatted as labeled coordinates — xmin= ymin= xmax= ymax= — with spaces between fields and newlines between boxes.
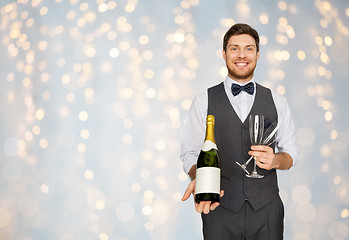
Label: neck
xmin=228 ymin=75 xmax=254 ymax=85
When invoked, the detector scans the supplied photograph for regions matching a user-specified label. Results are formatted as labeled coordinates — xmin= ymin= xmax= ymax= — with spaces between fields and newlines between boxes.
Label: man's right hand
xmin=181 ymin=179 xmax=224 ymax=214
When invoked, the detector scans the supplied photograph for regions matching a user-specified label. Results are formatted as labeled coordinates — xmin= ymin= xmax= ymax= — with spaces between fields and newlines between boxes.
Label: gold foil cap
xmin=207 ymin=115 xmax=215 ymax=124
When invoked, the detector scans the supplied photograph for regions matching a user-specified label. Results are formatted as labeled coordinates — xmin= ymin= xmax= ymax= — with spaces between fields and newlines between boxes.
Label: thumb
xmin=181 ymin=180 xmax=195 ymax=201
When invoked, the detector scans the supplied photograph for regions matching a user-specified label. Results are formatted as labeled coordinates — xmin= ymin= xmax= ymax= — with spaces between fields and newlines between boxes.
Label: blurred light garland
xmin=0 ymin=0 xmax=348 ymax=240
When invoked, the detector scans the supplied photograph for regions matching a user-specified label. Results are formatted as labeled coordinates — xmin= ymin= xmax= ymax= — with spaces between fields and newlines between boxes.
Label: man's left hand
xmin=248 ymin=145 xmax=277 ymax=170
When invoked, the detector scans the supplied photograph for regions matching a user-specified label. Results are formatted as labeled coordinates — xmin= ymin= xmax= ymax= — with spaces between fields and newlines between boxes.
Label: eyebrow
xmin=228 ymin=44 xmax=256 ymax=48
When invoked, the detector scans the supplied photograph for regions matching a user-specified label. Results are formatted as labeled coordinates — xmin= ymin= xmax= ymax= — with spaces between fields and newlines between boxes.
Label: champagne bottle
xmin=194 ymin=115 xmax=221 ymax=204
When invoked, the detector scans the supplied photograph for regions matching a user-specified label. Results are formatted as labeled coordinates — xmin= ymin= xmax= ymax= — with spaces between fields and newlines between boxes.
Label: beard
xmin=226 ymin=62 xmax=257 ymax=80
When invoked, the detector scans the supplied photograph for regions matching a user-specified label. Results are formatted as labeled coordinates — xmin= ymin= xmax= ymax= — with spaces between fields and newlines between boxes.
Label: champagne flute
xmin=236 ymin=121 xmax=279 ymax=172
xmin=262 ymin=121 xmax=279 ymax=146
xmin=246 ymin=115 xmax=264 ymax=178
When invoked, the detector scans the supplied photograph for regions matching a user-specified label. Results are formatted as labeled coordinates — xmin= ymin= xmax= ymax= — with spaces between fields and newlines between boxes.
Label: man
xmin=181 ymin=23 xmax=298 ymax=239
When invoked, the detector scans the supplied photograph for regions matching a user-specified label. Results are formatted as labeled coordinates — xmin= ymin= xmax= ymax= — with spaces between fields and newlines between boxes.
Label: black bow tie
xmin=231 ymin=82 xmax=254 ymax=96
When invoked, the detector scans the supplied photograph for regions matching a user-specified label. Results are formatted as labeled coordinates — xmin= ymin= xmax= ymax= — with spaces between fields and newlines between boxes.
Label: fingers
xmin=255 ymin=155 xmax=274 ymax=170
xmin=250 ymin=145 xmax=272 ymax=152
xmin=210 ymin=202 xmax=220 ymax=211
xmin=183 ymin=180 xmax=224 ymax=214
xmin=250 ymin=146 xmax=273 ymax=158
xmin=249 ymin=149 xmax=272 ymax=157
xmin=195 ymin=191 xmax=224 ymax=214
xmin=197 ymin=200 xmax=222 ymax=213
xmin=203 ymin=201 xmax=211 ymax=214
xmin=181 ymin=180 xmax=195 ymax=201
xmin=196 ymin=201 xmax=205 ymax=213
xmin=255 ymin=158 xmax=266 ymax=168
xmin=249 ymin=146 xmax=274 ymax=164
xmin=196 ymin=201 xmax=210 ymax=213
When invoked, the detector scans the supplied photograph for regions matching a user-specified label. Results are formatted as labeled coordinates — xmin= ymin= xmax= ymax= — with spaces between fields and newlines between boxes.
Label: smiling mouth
xmin=235 ymin=62 xmax=249 ymax=67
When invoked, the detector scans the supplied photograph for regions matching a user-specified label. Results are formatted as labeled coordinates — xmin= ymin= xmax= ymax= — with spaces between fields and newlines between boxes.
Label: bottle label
xmin=195 ymin=167 xmax=220 ymax=195
xmin=201 ymin=140 xmax=217 ymax=152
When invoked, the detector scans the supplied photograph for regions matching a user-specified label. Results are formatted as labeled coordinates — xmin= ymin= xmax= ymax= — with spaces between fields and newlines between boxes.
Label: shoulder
xmin=207 ymin=82 xmax=225 ymax=97
xmin=208 ymin=82 xmax=224 ymax=90
xmin=193 ymin=89 xmax=207 ymax=101
xmin=269 ymin=89 xmax=292 ymax=119
xmin=190 ymin=89 xmax=208 ymax=112
xmin=192 ymin=81 xmax=225 ymax=106
xmin=271 ymin=90 xmax=289 ymax=108
xmin=256 ymin=83 xmax=291 ymax=115
xmin=256 ymin=83 xmax=288 ymax=105
xmin=256 ymin=82 xmax=273 ymax=95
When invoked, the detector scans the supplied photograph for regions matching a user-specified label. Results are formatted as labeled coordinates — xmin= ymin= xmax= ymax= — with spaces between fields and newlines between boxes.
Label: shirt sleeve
xmin=180 ymin=91 xmax=208 ymax=174
xmin=272 ymin=92 xmax=299 ymax=167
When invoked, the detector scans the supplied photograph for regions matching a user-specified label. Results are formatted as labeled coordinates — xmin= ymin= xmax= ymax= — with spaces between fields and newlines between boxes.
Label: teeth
xmin=236 ymin=62 xmax=248 ymax=66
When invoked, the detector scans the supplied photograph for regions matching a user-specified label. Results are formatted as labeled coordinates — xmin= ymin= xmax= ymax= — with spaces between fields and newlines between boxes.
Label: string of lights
xmin=0 ymin=0 xmax=348 ymax=239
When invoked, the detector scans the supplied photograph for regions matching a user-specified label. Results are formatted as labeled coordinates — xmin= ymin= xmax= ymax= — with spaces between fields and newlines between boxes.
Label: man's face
xmin=223 ymin=34 xmax=260 ymax=84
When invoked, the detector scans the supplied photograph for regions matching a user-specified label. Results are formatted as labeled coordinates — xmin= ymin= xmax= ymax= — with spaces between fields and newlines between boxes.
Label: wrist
xmin=188 ymin=164 xmax=197 ymax=181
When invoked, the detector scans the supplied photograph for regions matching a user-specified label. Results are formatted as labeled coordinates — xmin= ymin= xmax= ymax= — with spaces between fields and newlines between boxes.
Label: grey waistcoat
xmin=208 ymin=82 xmax=278 ymax=212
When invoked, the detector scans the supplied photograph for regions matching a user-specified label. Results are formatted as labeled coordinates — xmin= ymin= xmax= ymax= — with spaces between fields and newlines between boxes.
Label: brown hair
xmin=223 ymin=23 xmax=260 ymax=53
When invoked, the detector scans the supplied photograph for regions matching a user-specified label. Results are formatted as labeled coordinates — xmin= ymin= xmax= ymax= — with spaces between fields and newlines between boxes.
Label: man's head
xmin=223 ymin=23 xmax=260 ymax=53
xmin=222 ymin=23 xmax=260 ymax=83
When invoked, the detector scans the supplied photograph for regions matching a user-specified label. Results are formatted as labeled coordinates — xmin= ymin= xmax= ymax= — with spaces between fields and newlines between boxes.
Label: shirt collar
xmin=224 ymin=76 xmax=255 ymax=88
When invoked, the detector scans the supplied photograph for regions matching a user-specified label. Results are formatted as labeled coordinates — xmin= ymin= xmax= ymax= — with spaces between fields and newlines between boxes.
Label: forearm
xmin=274 ymin=152 xmax=293 ymax=170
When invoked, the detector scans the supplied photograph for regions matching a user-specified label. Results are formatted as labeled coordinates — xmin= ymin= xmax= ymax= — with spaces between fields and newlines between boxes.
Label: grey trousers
xmin=201 ymin=195 xmax=284 ymax=240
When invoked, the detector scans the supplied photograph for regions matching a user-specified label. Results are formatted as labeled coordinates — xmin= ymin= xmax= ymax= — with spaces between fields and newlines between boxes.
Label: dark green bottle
xmin=195 ymin=115 xmax=221 ymax=204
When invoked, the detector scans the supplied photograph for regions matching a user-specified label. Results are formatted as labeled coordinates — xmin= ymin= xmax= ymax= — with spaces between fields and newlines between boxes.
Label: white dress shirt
xmin=181 ymin=76 xmax=298 ymax=174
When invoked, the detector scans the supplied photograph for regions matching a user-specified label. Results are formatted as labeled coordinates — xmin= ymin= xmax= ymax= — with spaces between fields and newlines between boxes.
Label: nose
xmin=238 ymin=49 xmax=246 ymax=58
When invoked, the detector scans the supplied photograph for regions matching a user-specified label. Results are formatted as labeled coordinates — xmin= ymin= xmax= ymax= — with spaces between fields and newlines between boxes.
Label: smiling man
xmin=181 ymin=23 xmax=298 ymax=239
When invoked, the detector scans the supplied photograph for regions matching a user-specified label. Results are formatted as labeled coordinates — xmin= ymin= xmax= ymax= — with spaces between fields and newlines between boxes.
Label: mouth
xmin=234 ymin=62 xmax=249 ymax=67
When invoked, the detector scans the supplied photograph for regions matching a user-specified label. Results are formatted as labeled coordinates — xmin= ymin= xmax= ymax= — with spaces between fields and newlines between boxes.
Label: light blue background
xmin=1 ymin=0 xmax=348 ymax=239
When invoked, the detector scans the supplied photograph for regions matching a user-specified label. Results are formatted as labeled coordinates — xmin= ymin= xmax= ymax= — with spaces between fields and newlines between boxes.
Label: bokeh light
xmin=0 ymin=0 xmax=348 ymax=240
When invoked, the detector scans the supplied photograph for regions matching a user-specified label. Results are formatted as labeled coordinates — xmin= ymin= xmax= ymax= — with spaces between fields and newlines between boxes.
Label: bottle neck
xmin=205 ymin=122 xmax=215 ymax=143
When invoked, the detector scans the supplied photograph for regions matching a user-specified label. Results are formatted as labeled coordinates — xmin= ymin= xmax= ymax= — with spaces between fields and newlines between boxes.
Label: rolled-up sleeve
xmin=273 ymin=92 xmax=299 ymax=167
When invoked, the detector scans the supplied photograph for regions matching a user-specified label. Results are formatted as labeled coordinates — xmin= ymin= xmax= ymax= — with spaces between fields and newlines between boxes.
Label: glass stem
xmin=245 ymin=156 xmax=253 ymax=166
xmin=253 ymin=157 xmax=257 ymax=173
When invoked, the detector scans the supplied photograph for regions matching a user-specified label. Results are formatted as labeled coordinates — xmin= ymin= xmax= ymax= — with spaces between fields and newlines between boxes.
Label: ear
xmin=256 ymin=50 xmax=260 ymax=60
xmin=223 ymin=50 xmax=227 ymax=61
